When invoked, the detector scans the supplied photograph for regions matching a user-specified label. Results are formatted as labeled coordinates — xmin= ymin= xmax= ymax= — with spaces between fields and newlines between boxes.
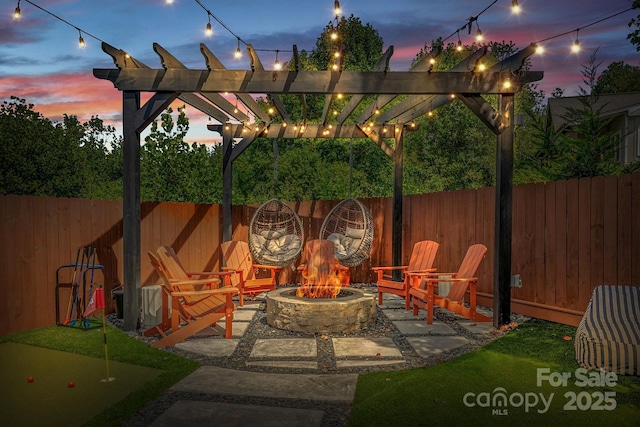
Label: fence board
xmin=617 ymin=175 xmax=632 ymax=284
xmin=565 ymin=179 xmax=580 ymax=308
xmin=578 ymin=179 xmax=592 ymax=310
xmin=544 ymin=182 xmax=557 ymax=307
xmin=590 ymin=176 xmax=604 ymax=294
xmin=633 ymin=174 xmax=640 ymax=286
xmin=2 ymin=173 xmax=640 ymax=335
xmin=554 ymin=180 xmax=568 ymax=308
xmin=602 ymin=176 xmax=618 ymax=285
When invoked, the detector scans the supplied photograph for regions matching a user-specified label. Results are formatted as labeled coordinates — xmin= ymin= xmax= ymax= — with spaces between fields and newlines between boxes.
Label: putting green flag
xmin=84 ymin=288 xmax=105 ymax=317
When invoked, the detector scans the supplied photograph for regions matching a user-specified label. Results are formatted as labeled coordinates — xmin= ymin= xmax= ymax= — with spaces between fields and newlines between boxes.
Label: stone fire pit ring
xmin=265 ymin=287 xmax=376 ymax=334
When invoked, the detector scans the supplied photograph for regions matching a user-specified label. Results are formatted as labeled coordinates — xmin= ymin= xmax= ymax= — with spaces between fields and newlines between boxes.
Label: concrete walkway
xmin=147 ymin=291 xmax=496 ymax=427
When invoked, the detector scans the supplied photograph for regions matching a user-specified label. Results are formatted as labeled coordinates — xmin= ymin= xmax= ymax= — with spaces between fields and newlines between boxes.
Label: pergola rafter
xmin=94 ymin=41 xmax=542 ymax=332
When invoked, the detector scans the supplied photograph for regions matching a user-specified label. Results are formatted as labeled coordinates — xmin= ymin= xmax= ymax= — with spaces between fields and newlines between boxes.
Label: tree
xmin=140 ymin=107 xmax=222 ymax=203
xmin=594 ymin=61 xmax=640 ymax=94
xmin=628 ymin=0 xmax=640 ymax=51
xmin=525 ymin=53 xmax=622 ymax=180
xmin=402 ymin=40 xmax=547 ymax=192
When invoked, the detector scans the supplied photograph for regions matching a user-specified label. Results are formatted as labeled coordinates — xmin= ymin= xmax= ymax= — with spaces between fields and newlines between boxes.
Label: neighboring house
xmin=546 ymin=92 xmax=640 ymax=166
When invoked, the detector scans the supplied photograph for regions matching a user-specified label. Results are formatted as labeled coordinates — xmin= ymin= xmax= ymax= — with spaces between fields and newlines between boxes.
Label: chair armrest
xmin=425 ymin=277 xmax=476 ymax=283
xmin=371 ymin=265 xmax=408 ymax=272
xmin=405 ymin=268 xmax=437 ymax=276
xmin=172 ymin=286 xmax=239 ymax=297
xmin=169 ymin=278 xmax=224 ymax=286
xmin=253 ymin=264 xmax=282 ymax=271
xmin=185 ymin=270 xmax=233 ymax=278
xmin=410 ymin=271 xmax=458 ymax=277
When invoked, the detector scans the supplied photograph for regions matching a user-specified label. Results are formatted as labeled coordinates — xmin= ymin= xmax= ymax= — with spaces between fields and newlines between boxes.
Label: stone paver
xmin=332 ymin=337 xmax=402 ymax=358
xmin=405 ymin=336 xmax=471 ymax=358
xmin=150 ymin=400 xmax=324 ymax=427
xmin=382 ymin=308 xmax=425 ymax=320
xmin=377 ymin=296 xmax=406 ymax=310
xmin=250 ymin=338 xmax=317 ymax=358
xmin=172 ymin=366 xmax=357 ymax=402
xmin=175 ymin=338 xmax=240 ymax=357
xmin=457 ymin=321 xmax=495 ymax=334
xmin=214 ymin=320 xmax=250 ymax=337
xmin=336 ymin=360 xmax=406 ymax=368
xmin=245 ymin=360 xmax=318 ymax=369
xmin=391 ymin=319 xmax=456 ymax=335
xmin=233 ymin=308 xmax=258 ymax=322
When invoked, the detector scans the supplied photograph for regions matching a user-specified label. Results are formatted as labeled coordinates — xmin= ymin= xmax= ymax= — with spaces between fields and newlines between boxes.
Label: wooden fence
xmin=1 ymin=174 xmax=639 ymax=335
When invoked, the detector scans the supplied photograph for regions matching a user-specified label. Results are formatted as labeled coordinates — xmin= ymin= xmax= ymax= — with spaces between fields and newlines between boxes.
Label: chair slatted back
xmin=221 ymin=241 xmax=256 ymax=286
xmin=408 ymin=240 xmax=440 ymax=272
xmin=447 ymin=244 xmax=487 ymax=302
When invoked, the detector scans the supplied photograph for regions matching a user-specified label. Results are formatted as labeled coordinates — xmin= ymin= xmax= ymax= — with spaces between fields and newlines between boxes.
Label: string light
xmin=533 ymin=7 xmax=634 ymax=55
xmin=235 ymin=37 xmax=242 ymax=58
xmin=274 ymin=50 xmax=281 ymax=70
xmin=13 ymin=0 xmax=20 ymax=20
xmin=511 ymin=0 xmax=520 ymax=14
xmin=334 ymin=0 xmax=341 ymax=17
xmin=456 ymin=30 xmax=463 ymax=51
xmin=571 ymin=29 xmax=580 ymax=53
xmin=205 ymin=17 xmax=212 ymax=36
xmin=475 ymin=20 xmax=483 ymax=42
xmin=78 ymin=30 xmax=85 ymax=48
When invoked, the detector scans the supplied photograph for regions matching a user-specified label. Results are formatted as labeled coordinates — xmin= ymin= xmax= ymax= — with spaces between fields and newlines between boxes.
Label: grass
xmin=348 ymin=319 xmax=640 ymax=426
xmin=2 ymin=319 xmax=639 ymax=426
xmin=0 ymin=323 xmax=199 ymax=427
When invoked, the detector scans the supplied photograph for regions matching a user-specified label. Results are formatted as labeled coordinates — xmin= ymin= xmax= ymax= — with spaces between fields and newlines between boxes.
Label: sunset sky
xmin=1 ymin=0 xmax=638 ymax=144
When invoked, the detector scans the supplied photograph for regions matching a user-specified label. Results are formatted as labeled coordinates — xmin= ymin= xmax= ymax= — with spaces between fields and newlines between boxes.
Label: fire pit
xmin=266 ymin=287 xmax=376 ymax=334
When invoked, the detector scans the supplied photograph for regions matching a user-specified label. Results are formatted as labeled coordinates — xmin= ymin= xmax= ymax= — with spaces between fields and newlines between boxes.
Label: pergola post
xmin=222 ymin=124 xmax=233 ymax=242
xmin=493 ymin=94 xmax=514 ymax=327
xmin=122 ymin=90 xmax=141 ymax=331
xmin=392 ymin=127 xmax=404 ymax=280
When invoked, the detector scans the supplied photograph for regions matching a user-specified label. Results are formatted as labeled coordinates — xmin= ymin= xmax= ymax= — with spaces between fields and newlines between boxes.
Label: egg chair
xmin=319 ymin=198 xmax=374 ymax=267
xmin=249 ymin=198 xmax=304 ymax=267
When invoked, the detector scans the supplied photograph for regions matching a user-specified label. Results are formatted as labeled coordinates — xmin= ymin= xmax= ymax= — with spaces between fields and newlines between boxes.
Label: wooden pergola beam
xmin=94 ymin=68 xmax=541 ymax=95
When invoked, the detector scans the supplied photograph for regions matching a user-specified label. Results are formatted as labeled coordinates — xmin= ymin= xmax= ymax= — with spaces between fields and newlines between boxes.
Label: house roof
xmin=547 ymin=92 xmax=640 ymax=131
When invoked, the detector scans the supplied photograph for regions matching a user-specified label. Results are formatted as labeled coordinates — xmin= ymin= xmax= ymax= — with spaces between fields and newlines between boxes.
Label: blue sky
xmin=1 ymin=0 xmax=638 ymax=143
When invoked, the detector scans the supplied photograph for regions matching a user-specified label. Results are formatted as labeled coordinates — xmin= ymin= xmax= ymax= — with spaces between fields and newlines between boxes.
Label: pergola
xmin=93 ymin=41 xmax=542 ymax=332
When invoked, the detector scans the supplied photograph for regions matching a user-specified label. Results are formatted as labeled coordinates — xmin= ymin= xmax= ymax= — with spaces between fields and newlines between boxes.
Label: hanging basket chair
xmin=319 ymin=198 xmax=374 ymax=267
xmin=249 ymin=198 xmax=304 ymax=267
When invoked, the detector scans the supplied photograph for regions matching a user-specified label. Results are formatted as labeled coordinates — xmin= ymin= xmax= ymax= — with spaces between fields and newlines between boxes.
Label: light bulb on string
xmin=571 ymin=29 xmax=580 ymax=53
xmin=78 ymin=30 xmax=86 ymax=48
xmin=334 ymin=0 xmax=341 ymax=17
xmin=456 ymin=31 xmax=463 ymax=51
xmin=205 ymin=16 xmax=212 ymax=36
xmin=274 ymin=50 xmax=282 ymax=70
xmin=234 ymin=38 xmax=242 ymax=58
xmin=13 ymin=1 xmax=21 ymax=20
xmin=535 ymin=44 xmax=544 ymax=54
xmin=511 ymin=0 xmax=521 ymax=14
xmin=475 ymin=23 xmax=483 ymax=42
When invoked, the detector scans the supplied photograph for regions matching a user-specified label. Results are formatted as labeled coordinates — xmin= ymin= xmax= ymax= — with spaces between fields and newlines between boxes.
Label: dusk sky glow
xmin=1 ymin=0 xmax=638 ymax=144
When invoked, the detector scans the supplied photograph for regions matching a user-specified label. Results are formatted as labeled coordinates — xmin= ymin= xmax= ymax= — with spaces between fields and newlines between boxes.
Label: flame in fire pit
xmin=296 ymin=241 xmax=350 ymax=298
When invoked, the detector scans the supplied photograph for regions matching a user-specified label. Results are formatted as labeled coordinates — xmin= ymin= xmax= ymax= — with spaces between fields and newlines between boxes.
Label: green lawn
xmin=348 ymin=319 xmax=640 ymax=426
xmin=0 ymin=324 xmax=199 ymax=427
xmin=2 ymin=319 xmax=638 ymax=427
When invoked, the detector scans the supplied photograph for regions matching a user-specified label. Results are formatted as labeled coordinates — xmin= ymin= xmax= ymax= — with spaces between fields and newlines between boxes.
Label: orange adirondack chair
xmin=372 ymin=240 xmax=439 ymax=310
xmin=157 ymin=245 xmax=234 ymax=290
xmin=145 ymin=252 xmax=238 ymax=348
xmin=220 ymin=240 xmax=280 ymax=307
xmin=408 ymin=243 xmax=491 ymax=324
